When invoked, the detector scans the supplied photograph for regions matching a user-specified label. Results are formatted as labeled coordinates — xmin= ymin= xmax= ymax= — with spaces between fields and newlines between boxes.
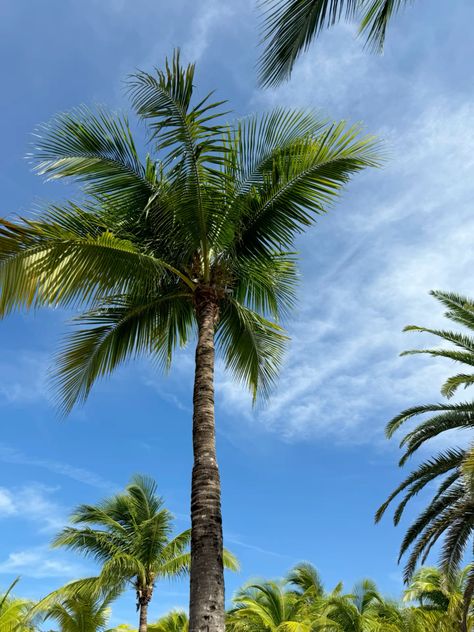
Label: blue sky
xmin=1 ymin=0 xmax=474 ymax=627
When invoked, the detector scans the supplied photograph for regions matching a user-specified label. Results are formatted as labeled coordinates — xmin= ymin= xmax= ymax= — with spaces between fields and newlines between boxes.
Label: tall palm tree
xmin=53 ymin=475 xmax=238 ymax=632
xmin=0 ymin=578 xmax=36 ymax=632
xmin=259 ymin=0 xmax=415 ymax=86
xmin=376 ymin=292 xmax=474 ymax=595
xmin=0 ymin=51 xmax=379 ymax=632
xmin=40 ymin=583 xmax=120 ymax=632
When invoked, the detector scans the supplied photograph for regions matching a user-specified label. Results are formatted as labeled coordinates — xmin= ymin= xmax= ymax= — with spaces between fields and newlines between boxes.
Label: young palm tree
xmin=40 ymin=583 xmax=120 ymax=632
xmin=0 ymin=51 xmax=379 ymax=632
xmin=259 ymin=0 xmax=415 ymax=86
xmin=0 ymin=578 xmax=36 ymax=632
xmin=53 ymin=475 xmax=238 ymax=632
xmin=376 ymin=292 xmax=474 ymax=594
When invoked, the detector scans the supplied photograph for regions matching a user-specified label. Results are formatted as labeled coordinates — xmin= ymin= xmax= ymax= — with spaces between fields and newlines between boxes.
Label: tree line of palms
xmin=0 ymin=468 xmax=472 ymax=630
xmin=4 ymin=557 xmax=474 ymax=631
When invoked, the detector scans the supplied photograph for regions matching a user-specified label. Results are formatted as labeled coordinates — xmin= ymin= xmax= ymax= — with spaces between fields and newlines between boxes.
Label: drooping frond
xmin=0 ymin=207 xmax=194 ymax=317
xmin=259 ymin=0 xmax=415 ymax=86
xmin=217 ymin=299 xmax=288 ymax=400
xmin=51 ymin=288 xmax=193 ymax=414
xmin=359 ymin=0 xmax=414 ymax=52
xmin=259 ymin=0 xmax=358 ymax=87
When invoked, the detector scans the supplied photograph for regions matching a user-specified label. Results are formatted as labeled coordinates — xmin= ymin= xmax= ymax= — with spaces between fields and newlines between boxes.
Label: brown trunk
xmin=138 ymin=600 xmax=149 ymax=632
xmin=137 ymin=585 xmax=153 ymax=632
xmin=188 ymin=288 xmax=224 ymax=632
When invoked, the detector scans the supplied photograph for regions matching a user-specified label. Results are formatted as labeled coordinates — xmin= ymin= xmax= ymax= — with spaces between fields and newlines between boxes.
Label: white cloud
xmin=0 ymin=546 xmax=85 ymax=579
xmin=0 ymin=351 xmax=50 ymax=406
xmin=0 ymin=484 xmax=64 ymax=532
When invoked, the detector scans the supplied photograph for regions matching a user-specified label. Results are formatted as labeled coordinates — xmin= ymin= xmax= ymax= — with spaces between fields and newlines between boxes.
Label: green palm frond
xmin=32 ymin=105 xmax=155 ymax=208
xmin=359 ymin=0 xmax=413 ymax=52
xmin=259 ymin=0 xmax=358 ymax=86
xmin=234 ymin=122 xmax=381 ymax=257
xmin=217 ymin=299 xmax=288 ymax=400
xmin=51 ymin=288 xmax=193 ymax=414
xmin=259 ymin=0 xmax=415 ymax=86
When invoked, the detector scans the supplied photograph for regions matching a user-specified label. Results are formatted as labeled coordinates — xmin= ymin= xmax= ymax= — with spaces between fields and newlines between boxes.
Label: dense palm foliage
xmin=404 ymin=565 xmax=474 ymax=631
xmin=0 ymin=578 xmax=35 ymax=632
xmin=376 ymin=291 xmax=474 ymax=627
xmin=0 ymin=51 xmax=379 ymax=632
xmin=8 ymin=563 xmax=474 ymax=631
xmin=52 ymin=475 xmax=237 ymax=632
xmin=259 ymin=0 xmax=415 ymax=86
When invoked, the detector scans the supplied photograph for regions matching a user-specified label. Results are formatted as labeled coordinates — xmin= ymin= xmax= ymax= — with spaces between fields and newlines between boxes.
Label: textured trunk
xmin=189 ymin=289 xmax=224 ymax=632
xmin=138 ymin=600 xmax=149 ymax=632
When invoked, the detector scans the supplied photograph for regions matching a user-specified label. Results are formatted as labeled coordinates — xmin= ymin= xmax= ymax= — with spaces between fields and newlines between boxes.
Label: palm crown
xmin=52 ymin=475 xmax=237 ymax=630
xmin=0 ymin=51 xmax=379 ymax=413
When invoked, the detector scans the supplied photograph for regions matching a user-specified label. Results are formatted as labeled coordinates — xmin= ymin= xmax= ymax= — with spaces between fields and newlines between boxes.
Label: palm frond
xmin=217 ymin=299 xmax=288 ymax=400
xmin=259 ymin=0 xmax=358 ymax=86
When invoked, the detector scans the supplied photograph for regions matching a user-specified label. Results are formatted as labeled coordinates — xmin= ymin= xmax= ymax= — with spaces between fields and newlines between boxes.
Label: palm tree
xmin=0 ymin=51 xmax=379 ymax=632
xmin=40 ymin=583 xmax=120 ymax=632
xmin=227 ymin=580 xmax=313 ymax=632
xmin=259 ymin=0 xmax=415 ymax=86
xmin=0 ymin=578 xmax=36 ymax=632
xmin=376 ymin=292 xmax=474 ymax=593
xmin=404 ymin=565 xmax=474 ymax=632
xmin=53 ymin=475 xmax=238 ymax=632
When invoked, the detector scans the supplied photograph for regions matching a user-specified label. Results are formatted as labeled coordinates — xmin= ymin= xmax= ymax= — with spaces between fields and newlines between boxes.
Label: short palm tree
xmin=53 ymin=475 xmax=237 ymax=632
xmin=0 ymin=578 xmax=35 ymax=632
xmin=40 ymin=583 xmax=120 ymax=632
xmin=259 ymin=0 xmax=415 ymax=86
xmin=376 ymin=292 xmax=474 ymax=593
xmin=0 ymin=51 xmax=379 ymax=632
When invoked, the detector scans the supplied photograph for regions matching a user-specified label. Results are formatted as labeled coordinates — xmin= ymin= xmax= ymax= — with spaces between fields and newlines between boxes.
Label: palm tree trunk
xmin=138 ymin=600 xmax=149 ymax=632
xmin=189 ymin=289 xmax=224 ymax=632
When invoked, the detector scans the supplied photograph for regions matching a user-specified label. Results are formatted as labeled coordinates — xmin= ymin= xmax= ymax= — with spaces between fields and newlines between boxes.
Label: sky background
xmin=1 ymin=0 xmax=474 ymax=628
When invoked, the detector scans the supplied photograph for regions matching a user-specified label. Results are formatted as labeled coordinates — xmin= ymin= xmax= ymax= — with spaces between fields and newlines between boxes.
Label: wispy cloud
xmin=225 ymin=534 xmax=296 ymax=561
xmin=0 ymin=444 xmax=116 ymax=491
xmin=0 ymin=484 xmax=65 ymax=532
xmin=0 ymin=546 xmax=85 ymax=579
xmin=214 ymin=97 xmax=474 ymax=444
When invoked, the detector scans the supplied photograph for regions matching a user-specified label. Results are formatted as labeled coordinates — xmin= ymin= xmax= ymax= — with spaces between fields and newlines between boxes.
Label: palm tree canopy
xmin=259 ymin=0 xmax=414 ymax=86
xmin=0 ymin=51 xmax=380 ymax=415
xmin=52 ymin=475 xmax=238 ymax=592
xmin=377 ymin=291 xmax=474 ymax=587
